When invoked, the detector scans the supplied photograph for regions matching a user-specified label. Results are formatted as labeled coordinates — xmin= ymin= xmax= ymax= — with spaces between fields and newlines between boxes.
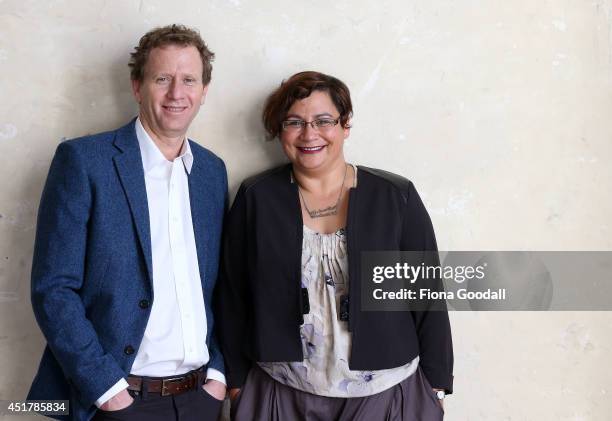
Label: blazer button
xmin=124 ymin=345 xmax=135 ymax=355
xmin=139 ymin=299 xmax=150 ymax=309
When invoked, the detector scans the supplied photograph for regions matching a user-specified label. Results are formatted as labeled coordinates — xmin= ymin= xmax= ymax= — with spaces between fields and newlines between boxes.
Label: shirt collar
xmin=135 ymin=117 xmax=194 ymax=174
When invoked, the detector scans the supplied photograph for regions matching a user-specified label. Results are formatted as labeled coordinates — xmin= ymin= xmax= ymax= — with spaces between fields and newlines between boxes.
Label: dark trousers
xmin=92 ymin=387 xmax=223 ymax=421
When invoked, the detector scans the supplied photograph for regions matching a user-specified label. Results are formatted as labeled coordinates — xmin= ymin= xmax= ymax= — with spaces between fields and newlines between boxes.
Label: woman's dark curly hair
xmin=262 ymin=71 xmax=353 ymax=139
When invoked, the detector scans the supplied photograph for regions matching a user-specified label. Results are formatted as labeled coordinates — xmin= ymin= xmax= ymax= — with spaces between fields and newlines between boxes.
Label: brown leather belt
xmin=127 ymin=367 xmax=206 ymax=396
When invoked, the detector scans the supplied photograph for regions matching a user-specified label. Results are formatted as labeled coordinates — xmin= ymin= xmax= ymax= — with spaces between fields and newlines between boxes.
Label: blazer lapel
xmin=187 ymin=144 xmax=211 ymax=287
xmin=112 ymin=121 xmax=153 ymax=285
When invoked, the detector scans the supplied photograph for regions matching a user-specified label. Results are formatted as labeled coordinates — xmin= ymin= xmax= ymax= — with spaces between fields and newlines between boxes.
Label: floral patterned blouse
xmin=258 ymin=225 xmax=419 ymax=397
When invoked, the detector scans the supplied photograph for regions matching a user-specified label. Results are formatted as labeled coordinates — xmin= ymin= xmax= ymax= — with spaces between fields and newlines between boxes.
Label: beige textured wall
xmin=1 ymin=0 xmax=612 ymax=419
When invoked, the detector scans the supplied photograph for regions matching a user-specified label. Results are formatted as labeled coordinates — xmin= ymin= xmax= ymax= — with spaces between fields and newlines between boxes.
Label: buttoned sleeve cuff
xmin=206 ymin=368 xmax=226 ymax=385
xmin=95 ymin=378 xmax=129 ymax=408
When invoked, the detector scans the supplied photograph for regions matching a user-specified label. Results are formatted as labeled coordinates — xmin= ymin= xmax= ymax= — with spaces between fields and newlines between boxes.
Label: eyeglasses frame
xmin=281 ymin=117 xmax=341 ymax=132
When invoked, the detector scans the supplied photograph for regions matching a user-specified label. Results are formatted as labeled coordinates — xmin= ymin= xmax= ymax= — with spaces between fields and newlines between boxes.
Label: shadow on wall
xmin=106 ymin=48 xmax=142 ymax=128
xmin=222 ymin=86 xmax=289 ymax=201
xmin=57 ymin=45 xmax=139 ymax=139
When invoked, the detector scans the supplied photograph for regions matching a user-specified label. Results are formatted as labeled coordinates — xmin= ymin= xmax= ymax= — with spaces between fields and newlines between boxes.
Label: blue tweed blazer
xmin=27 ymin=119 xmax=227 ymax=421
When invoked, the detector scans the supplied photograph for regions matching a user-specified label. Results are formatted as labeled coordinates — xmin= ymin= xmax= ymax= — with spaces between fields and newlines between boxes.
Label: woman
xmin=216 ymin=71 xmax=453 ymax=420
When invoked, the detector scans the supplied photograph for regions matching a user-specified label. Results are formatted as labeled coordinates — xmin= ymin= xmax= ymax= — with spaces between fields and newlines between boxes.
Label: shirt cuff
xmin=206 ymin=368 xmax=226 ymax=386
xmin=95 ymin=378 xmax=129 ymax=408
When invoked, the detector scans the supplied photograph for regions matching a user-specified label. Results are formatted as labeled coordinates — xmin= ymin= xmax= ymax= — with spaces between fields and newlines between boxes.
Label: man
xmin=27 ymin=24 xmax=227 ymax=421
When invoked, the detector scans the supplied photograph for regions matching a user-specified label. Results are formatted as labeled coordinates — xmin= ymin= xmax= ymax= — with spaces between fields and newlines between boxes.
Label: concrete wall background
xmin=1 ymin=0 xmax=611 ymax=419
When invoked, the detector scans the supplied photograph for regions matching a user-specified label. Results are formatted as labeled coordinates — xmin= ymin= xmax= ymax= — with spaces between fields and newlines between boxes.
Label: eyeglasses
xmin=281 ymin=117 xmax=340 ymax=132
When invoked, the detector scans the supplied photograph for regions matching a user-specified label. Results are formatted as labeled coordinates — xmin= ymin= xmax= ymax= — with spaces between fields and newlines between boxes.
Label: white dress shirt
xmin=96 ymin=118 xmax=224 ymax=406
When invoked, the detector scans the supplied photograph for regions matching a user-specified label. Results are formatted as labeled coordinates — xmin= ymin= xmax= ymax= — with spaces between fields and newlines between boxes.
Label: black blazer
xmin=215 ymin=164 xmax=453 ymax=393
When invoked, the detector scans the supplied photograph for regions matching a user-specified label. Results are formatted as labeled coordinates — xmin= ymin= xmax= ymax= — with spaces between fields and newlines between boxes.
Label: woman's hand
xmin=433 ymin=388 xmax=444 ymax=410
xmin=228 ymin=388 xmax=241 ymax=401
xmin=202 ymin=379 xmax=226 ymax=400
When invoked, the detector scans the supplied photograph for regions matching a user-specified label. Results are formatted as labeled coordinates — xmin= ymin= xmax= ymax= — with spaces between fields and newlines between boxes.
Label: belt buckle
xmin=161 ymin=376 xmax=184 ymax=396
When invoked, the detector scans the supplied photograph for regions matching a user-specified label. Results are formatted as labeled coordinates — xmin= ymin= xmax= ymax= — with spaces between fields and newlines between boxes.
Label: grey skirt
xmin=230 ymin=364 xmax=444 ymax=421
